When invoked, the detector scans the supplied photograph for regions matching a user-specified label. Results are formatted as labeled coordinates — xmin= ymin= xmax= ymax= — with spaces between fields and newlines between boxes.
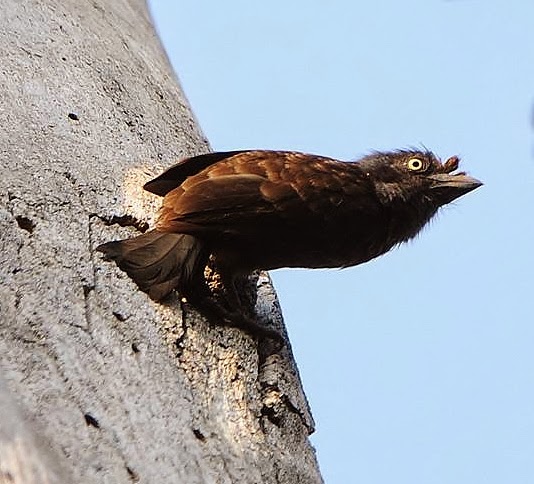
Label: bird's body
xmin=156 ymin=151 xmax=395 ymax=271
xmin=98 ymin=149 xmax=481 ymax=338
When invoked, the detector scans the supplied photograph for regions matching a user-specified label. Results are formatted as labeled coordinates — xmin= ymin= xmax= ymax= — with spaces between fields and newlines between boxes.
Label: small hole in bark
xmin=68 ymin=112 xmax=79 ymax=121
xmin=260 ymin=405 xmax=282 ymax=427
xmin=192 ymin=428 xmax=206 ymax=441
xmin=63 ymin=171 xmax=75 ymax=182
xmin=15 ymin=216 xmax=35 ymax=233
xmin=131 ymin=342 xmax=140 ymax=353
xmin=112 ymin=311 xmax=127 ymax=322
xmin=0 ymin=471 xmax=14 ymax=482
xmin=84 ymin=413 xmax=100 ymax=428
xmin=126 ymin=466 xmax=139 ymax=482
xmin=82 ymin=285 xmax=94 ymax=297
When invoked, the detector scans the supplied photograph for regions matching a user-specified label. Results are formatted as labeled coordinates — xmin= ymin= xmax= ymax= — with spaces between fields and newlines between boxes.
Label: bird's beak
xmin=428 ymin=173 xmax=483 ymax=203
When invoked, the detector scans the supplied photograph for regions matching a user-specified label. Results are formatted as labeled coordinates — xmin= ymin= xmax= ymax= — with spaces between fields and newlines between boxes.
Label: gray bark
xmin=0 ymin=1 xmax=323 ymax=483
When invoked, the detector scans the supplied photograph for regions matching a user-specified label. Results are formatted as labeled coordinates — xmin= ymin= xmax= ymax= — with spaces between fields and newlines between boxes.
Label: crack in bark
xmin=92 ymin=213 xmax=149 ymax=233
xmin=125 ymin=465 xmax=139 ymax=482
xmin=171 ymin=299 xmax=189 ymax=358
xmin=259 ymin=383 xmax=312 ymax=432
xmin=83 ymin=213 xmax=99 ymax=333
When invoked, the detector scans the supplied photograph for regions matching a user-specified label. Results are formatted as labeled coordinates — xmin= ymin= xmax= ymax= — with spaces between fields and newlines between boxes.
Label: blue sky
xmin=149 ymin=2 xmax=534 ymax=483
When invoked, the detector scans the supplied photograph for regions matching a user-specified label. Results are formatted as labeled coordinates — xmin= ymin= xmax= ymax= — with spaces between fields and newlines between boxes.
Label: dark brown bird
xmin=97 ymin=149 xmax=481 ymax=338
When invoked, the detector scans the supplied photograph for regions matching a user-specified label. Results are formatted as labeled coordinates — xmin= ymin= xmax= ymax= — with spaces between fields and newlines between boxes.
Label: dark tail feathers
xmin=97 ymin=230 xmax=206 ymax=301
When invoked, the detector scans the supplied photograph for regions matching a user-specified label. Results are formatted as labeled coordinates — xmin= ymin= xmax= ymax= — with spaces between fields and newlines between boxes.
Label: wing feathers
xmin=144 ymin=151 xmax=248 ymax=196
xmin=150 ymin=150 xmax=362 ymax=234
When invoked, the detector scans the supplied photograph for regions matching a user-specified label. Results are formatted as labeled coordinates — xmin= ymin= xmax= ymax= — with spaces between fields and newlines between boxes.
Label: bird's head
xmin=358 ymin=149 xmax=482 ymax=209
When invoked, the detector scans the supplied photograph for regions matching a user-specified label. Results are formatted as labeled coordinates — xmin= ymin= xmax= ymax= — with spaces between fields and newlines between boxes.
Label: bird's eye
xmin=407 ymin=158 xmax=425 ymax=171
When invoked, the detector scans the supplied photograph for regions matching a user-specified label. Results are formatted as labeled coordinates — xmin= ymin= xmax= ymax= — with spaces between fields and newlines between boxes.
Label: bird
xmin=97 ymin=149 xmax=482 ymax=339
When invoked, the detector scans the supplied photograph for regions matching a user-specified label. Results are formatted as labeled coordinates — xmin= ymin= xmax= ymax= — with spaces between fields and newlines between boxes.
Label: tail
xmin=97 ymin=230 xmax=207 ymax=301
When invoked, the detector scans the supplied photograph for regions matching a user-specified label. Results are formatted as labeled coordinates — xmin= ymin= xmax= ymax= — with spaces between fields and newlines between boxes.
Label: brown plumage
xmin=97 ymin=149 xmax=481 ymax=339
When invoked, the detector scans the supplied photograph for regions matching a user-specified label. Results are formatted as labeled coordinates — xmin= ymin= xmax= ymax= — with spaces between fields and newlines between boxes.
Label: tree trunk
xmin=0 ymin=1 xmax=323 ymax=483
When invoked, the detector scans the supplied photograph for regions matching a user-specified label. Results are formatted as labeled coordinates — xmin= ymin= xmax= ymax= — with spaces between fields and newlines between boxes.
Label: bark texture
xmin=0 ymin=1 xmax=323 ymax=483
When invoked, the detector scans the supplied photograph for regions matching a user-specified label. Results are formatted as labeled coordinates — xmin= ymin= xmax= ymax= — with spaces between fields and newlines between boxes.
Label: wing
xmin=154 ymin=150 xmax=369 ymax=236
xmin=144 ymin=151 xmax=248 ymax=196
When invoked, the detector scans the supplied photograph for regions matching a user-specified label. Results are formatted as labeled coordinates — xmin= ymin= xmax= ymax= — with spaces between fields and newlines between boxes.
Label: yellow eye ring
xmin=407 ymin=158 xmax=425 ymax=171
